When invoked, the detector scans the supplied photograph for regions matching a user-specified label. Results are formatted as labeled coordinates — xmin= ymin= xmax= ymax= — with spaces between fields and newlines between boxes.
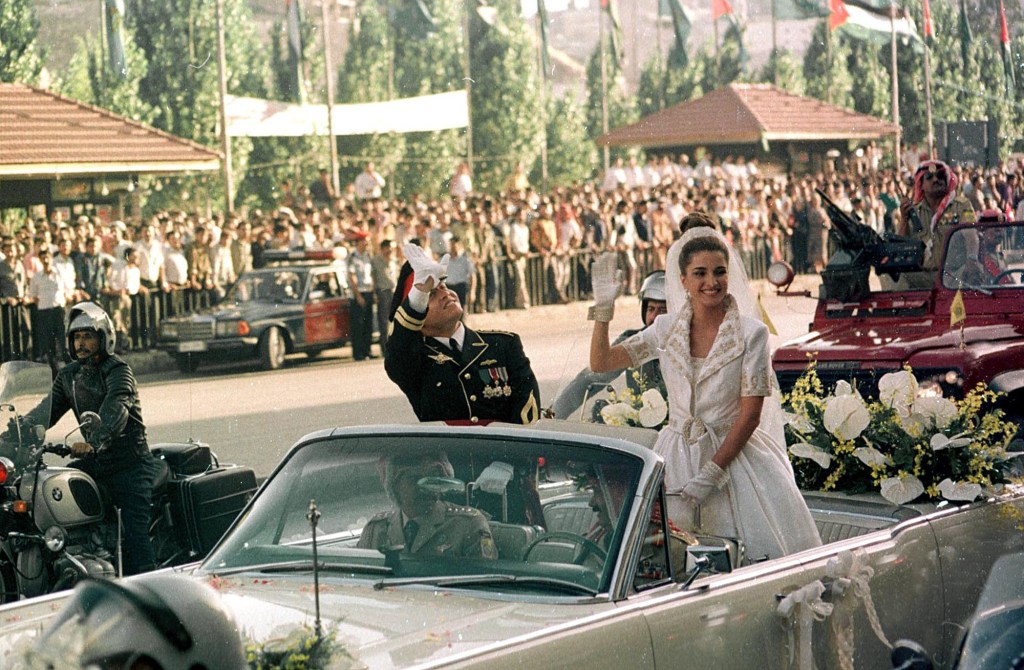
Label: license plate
xmin=178 ymin=341 xmax=208 ymax=353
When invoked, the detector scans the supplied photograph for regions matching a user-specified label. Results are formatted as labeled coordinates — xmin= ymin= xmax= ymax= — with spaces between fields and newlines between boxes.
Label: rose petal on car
xmin=823 ymin=394 xmax=870 ymax=441
xmin=638 ymin=389 xmax=668 ymax=428
xmin=879 ymin=475 xmax=925 ymax=505
xmin=789 ymin=442 xmax=832 ymax=469
xmin=938 ymin=478 xmax=983 ymax=502
xmin=853 ymin=447 xmax=889 ymax=467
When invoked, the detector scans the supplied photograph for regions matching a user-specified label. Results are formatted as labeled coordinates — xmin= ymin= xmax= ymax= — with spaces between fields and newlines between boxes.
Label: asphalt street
xmin=129 ymin=276 xmax=822 ymax=477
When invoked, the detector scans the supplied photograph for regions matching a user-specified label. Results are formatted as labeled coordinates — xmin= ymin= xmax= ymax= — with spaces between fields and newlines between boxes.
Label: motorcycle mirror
xmin=79 ymin=412 xmax=101 ymax=432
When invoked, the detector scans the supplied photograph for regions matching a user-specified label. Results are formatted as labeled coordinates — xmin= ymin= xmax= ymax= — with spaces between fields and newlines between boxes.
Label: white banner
xmin=225 ymin=90 xmax=469 ymax=137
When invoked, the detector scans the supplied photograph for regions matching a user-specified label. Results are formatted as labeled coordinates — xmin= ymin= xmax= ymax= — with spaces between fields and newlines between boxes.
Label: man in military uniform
xmin=550 ymin=271 xmax=666 ymax=420
xmin=358 ymin=452 xmax=498 ymax=559
xmin=385 ymin=244 xmax=540 ymax=424
xmin=898 ymin=160 xmax=976 ymax=288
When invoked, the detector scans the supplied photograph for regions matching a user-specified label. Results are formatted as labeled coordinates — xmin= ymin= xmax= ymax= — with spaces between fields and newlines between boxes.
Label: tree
xmin=467 ymin=0 xmax=544 ymax=193
xmin=540 ymin=94 xmax=596 ymax=187
xmin=803 ymin=20 xmax=855 ymax=109
xmin=846 ymin=40 xmax=889 ymax=118
xmin=0 ymin=0 xmax=45 ymax=84
xmin=757 ymin=49 xmax=805 ymax=96
xmin=663 ymin=43 xmax=708 ymax=107
xmin=57 ymin=27 xmax=155 ymax=126
xmin=636 ymin=56 xmax=664 ymax=118
xmin=392 ymin=0 xmax=464 ymax=196
xmin=125 ymin=0 xmax=268 ymax=211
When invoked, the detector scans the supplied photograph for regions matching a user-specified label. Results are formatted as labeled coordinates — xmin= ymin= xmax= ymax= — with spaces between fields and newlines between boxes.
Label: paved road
xmin=136 ymin=277 xmax=821 ymax=477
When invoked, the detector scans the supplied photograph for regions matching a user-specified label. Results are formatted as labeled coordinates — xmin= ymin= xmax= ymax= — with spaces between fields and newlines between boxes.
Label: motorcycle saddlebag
xmin=169 ymin=466 xmax=257 ymax=557
xmin=151 ymin=442 xmax=215 ymax=476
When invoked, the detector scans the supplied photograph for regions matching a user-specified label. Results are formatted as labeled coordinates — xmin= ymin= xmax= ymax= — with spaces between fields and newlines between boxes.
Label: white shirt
xmin=163 ymin=245 xmax=189 ymax=285
xmin=601 ymin=166 xmax=626 ymax=192
xmin=53 ymin=255 xmax=77 ymax=299
xmin=29 ymin=268 xmax=66 ymax=309
xmin=451 ymin=173 xmax=473 ymax=199
xmin=108 ymin=261 xmax=141 ymax=295
xmin=354 ymin=170 xmax=386 ymax=199
xmin=135 ymin=239 xmax=164 ymax=283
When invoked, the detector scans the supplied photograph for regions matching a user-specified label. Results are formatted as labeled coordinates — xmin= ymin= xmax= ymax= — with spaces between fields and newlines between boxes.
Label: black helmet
xmin=638 ymin=271 xmax=666 ymax=321
xmin=66 ymin=301 xmax=116 ymax=357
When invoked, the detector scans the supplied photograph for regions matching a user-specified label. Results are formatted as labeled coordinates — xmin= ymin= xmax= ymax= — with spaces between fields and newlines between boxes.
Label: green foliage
xmin=57 ymin=27 xmax=154 ymax=125
xmin=803 ymin=20 xmax=854 ymax=109
xmin=847 ymin=41 xmax=889 ymax=118
xmin=663 ymin=43 xmax=707 ymax=107
xmin=468 ymin=0 xmax=543 ymax=193
xmin=717 ymin=18 xmax=747 ymax=85
xmin=0 ymin=0 xmax=45 ymax=84
xmin=757 ymin=48 xmax=805 ymax=96
xmin=540 ymin=94 xmax=596 ymax=187
xmin=636 ymin=57 xmax=664 ymax=117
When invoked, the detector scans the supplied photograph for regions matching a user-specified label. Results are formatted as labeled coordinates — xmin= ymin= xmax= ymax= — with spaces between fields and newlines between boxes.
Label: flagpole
xmin=600 ymin=1 xmax=609 ymax=171
xmin=890 ymin=7 xmax=901 ymax=173
xmin=320 ymin=0 xmax=340 ymax=199
xmin=462 ymin=1 xmax=474 ymax=176
xmin=770 ymin=0 xmax=778 ymax=58
xmin=99 ymin=0 xmax=107 ymax=107
xmin=923 ymin=43 xmax=934 ymax=159
xmin=215 ymin=0 xmax=234 ymax=214
xmin=536 ymin=11 xmax=549 ymax=191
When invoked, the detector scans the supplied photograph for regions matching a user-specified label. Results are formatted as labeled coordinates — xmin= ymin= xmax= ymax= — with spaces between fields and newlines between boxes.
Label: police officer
xmin=27 ymin=574 xmax=246 ymax=670
xmin=898 ymin=160 xmax=976 ymax=288
xmin=385 ymin=244 xmax=540 ymax=425
xmin=44 ymin=301 xmax=159 ymax=575
xmin=357 ymin=452 xmax=498 ymax=559
xmin=550 ymin=271 xmax=667 ymax=420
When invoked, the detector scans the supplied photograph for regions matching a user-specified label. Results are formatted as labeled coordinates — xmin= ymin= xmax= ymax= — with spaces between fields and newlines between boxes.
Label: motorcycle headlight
xmin=44 ymin=526 xmax=66 ymax=552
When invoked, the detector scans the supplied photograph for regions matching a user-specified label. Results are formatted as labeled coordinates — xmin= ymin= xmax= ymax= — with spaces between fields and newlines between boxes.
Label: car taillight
xmin=0 ymin=456 xmax=13 ymax=485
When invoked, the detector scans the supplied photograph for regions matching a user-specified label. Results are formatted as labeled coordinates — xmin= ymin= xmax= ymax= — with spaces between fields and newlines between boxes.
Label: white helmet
xmin=638 ymin=271 xmax=666 ymax=320
xmin=26 ymin=575 xmax=246 ymax=670
xmin=66 ymin=301 xmax=116 ymax=357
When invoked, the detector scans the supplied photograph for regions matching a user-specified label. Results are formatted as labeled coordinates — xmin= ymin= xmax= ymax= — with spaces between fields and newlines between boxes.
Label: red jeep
xmin=771 ymin=210 xmax=1024 ymax=429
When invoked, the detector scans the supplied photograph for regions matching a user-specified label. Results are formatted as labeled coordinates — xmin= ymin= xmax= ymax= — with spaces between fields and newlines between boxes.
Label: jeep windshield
xmin=200 ymin=433 xmax=644 ymax=596
xmin=224 ymin=269 xmax=305 ymax=304
xmin=943 ymin=222 xmax=1024 ymax=290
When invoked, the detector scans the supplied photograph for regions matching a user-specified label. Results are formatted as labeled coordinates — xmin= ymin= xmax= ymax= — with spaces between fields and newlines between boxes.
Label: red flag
xmin=712 ymin=0 xmax=733 ymax=20
xmin=922 ymin=0 xmax=934 ymax=41
xmin=829 ymin=0 xmax=849 ymax=31
xmin=1000 ymin=0 xmax=1010 ymax=45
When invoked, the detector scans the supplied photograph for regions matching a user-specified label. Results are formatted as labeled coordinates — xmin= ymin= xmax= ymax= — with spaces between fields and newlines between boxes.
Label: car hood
xmin=773 ymin=320 xmax=1024 ymax=364
xmin=164 ymin=301 xmax=293 ymax=323
xmin=0 ymin=573 xmax=610 ymax=669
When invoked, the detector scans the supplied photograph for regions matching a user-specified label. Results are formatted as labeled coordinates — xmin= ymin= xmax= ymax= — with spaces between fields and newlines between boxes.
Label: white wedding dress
xmin=620 ymin=228 xmax=821 ymax=561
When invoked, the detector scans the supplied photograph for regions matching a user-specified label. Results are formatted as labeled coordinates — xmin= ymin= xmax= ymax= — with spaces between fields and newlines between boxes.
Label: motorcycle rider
xmin=42 ymin=301 xmax=159 ymax=575
xmin=25 ymin=574 xmax=247 ymax=669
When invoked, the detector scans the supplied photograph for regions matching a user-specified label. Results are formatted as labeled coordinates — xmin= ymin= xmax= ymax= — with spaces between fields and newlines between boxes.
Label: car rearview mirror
xmin=417 ymin=477 xmax=465 ymax=495
xmin=685 ymin=545 xmax=732 ymax=575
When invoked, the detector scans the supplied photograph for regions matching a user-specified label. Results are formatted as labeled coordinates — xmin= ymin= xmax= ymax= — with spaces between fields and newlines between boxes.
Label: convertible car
xmin=1 ymin=421 xmax=1022 ymax=669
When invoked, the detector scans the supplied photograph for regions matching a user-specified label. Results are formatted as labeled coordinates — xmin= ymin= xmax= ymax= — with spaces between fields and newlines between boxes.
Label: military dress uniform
xmin=356 ymin=500 xmax=498 ymax=559
xmin=385 ymin=297 xmax=541 ymax=424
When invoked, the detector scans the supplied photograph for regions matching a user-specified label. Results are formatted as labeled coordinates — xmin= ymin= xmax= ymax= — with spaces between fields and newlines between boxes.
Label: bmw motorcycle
xmin=0 ymin=361 xmax=257 ymax=602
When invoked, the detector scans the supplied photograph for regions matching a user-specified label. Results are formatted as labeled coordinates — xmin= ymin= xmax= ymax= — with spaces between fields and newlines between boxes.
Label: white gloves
xmin=474 ymin=461 xmax=514 ymax=495
xmin=403 ymin=243 xmax=449 ymax=292
xmin=679 ymin=462 xmax=728 ymax=505
xmin=589 ymin=252 xmax=621 ymax=322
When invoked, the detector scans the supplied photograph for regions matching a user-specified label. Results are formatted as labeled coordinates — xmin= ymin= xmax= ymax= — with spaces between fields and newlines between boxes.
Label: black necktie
xmin=448 ymin=338 xmax=460 ymax=355
xmin=403 ymin=519 xmax=419 ymax=549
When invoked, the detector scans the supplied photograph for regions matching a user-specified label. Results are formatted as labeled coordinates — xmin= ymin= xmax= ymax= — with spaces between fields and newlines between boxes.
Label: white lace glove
xmin=589 ymin=252 xmax=621 ymax=322
xmin=474 ymin=461 xmax=514 ymax=495
xmin=679 ymin=462 xmax=728 ymax=505
xmin=403 ymin=243 xmax=450 ymax=292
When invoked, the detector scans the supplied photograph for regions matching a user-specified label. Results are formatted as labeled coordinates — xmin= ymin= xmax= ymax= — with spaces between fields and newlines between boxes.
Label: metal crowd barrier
xmin=0 ymin=242 xmax=773 ymax=362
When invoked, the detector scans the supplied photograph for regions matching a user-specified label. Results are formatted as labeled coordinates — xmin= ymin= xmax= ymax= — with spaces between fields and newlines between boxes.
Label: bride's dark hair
xmin=678 ymin=235 xmax=729 ymax=273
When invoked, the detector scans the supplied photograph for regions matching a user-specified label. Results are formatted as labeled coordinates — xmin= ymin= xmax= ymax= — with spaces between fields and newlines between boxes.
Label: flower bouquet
xmin=782 ymin=363 xmax=1021 ymax=505
xmin=593 ymin=371 xmax=669 ymax=430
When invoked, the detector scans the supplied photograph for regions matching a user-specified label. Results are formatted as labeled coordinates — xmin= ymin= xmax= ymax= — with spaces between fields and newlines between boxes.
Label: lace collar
xmin=662 ymin=294 xmax=744 ymax=386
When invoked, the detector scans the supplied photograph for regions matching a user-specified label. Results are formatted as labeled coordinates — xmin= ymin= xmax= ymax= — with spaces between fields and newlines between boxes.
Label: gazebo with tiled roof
xmin=0 ymin=83 xmax=220 ymax=211
xmin=597 ymin=83 xmax=897 ymax=173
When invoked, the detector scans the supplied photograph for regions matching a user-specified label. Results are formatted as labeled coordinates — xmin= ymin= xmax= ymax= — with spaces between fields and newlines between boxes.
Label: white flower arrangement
xmin=597 ymin=386 xmax=668 ymax=430
xmin=783 ymin=364 xmax=1021 ymax=505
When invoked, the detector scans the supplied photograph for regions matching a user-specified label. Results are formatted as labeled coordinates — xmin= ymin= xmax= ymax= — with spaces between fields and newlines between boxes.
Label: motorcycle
xmin=0 ymin=361 xmax=257 ymax=602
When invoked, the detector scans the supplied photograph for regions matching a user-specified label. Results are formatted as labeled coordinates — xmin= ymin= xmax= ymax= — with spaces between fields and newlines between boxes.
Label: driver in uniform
xmin=40 ymin=302 xmax=159 ymax=575
xmin=358 ymin=452 xmax=498 ymax=559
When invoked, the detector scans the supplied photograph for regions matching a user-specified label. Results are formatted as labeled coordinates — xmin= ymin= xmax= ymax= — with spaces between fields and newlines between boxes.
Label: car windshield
xmin=943 ymin=222 xmax=1024 ymax=289
xmin=224 ymin=269 xmax=305 ymax=304
xmin=201 ymin=434 xmax=645 ymax=595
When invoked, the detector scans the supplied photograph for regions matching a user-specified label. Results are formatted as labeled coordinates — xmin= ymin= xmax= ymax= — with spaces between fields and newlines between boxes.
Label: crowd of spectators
xmin=2 ymin=149 xmax=1023 ymax=362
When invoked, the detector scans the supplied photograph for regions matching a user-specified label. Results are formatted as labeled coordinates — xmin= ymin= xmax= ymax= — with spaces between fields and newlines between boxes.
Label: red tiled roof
xmin=0 ymin=83 xmax=221 ymax=177
xmin=597 ymin=83 xmax=898 ymax=148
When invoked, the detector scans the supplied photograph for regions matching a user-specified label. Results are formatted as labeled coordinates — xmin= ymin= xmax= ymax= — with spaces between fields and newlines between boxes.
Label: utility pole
xmin=321 ymin=0 xmax=340 ymax=198
xmin=462 ymin=1 xmax=474 ymax=174
xmin=215 ymin=0 xmax=234 ymax=214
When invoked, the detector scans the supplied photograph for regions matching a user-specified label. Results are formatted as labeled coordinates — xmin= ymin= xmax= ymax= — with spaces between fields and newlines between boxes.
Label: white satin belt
xmin=667 ymin=415 xmax=733 ymax=445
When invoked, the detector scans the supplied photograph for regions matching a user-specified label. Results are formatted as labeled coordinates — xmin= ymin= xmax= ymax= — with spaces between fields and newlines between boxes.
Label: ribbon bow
xmin=825 ymin=548 xmax=892 ymax=670
xmin=776 ymin=580 xmax=833 ymax=670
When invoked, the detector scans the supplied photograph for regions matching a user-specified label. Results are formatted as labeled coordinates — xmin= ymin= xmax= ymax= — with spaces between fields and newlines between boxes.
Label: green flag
xmin=538 ymin=0 xmax=551 ymax=80
xmin=1000 ymin=0 xmax=1015 ymax=93
xmin=958 ymin=0 xmax=972 ymax=66
xmin=602 ymin=0 xmax=625 ymax=68
xmin=104 ymin=0 xmax=127 ymax=80
xmin=724 ymin=15 xmax=749 ymax=67
xmin=666 ymin=0 xmax=692 ymax=65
